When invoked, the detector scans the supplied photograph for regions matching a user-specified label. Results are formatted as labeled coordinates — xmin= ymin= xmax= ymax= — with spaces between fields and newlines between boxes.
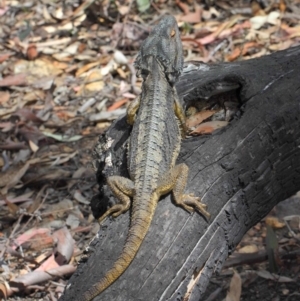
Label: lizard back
xmin=128 ymin=56 xmax=181 ymax=192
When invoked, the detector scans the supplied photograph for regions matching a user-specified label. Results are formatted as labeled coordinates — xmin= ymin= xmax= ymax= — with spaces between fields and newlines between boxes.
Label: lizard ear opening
xmin=141 ymin=69 xmax=149 ymax=79
xmin=137 ymin=69 xmax=149 ymax=80
xmin=170 ymin=29 xmax=176 ymax=37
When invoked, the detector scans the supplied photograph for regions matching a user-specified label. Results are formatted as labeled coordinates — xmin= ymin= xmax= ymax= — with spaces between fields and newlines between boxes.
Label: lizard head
xmin=135 ymin=15 xmax=184 ymax=85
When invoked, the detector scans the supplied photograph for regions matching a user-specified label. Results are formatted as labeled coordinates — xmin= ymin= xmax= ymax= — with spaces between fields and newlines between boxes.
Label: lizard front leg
xmin=155 ymin=163 xmax=210 ymax=220
xmin=173 ymin=88 xmax=187 ymax=137
xmin=99 ymin=176 xmax=134 ymax=223
xmin=127 ymin=95 xmax=141 ymax=125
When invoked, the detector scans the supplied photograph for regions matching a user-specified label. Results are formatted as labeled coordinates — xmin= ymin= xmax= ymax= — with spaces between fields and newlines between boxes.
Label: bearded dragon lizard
xmin=78 ymin=15 xmax=210 ymax=301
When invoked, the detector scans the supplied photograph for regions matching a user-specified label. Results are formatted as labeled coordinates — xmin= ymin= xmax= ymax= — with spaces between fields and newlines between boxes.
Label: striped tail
xmin=80 ymin=200 xmax=156 ymax=301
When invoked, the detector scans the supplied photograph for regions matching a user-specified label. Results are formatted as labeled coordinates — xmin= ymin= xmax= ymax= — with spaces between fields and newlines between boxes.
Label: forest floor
xmin=0 ymin=0 xmax=300 ymax=300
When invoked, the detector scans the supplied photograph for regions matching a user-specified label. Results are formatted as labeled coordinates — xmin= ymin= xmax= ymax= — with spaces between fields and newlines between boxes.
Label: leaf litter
xmin=0 ymin=0 xmax=299 ymax=299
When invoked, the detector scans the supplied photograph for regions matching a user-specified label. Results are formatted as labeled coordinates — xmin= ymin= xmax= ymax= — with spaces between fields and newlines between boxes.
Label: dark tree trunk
xmin=60 ymin=46 xmax=300 ymax=301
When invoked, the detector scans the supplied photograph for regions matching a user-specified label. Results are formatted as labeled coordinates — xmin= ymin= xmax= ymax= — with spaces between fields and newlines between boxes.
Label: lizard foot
xmin=180 ymin=194 xmax=211 ymax=220
xmin=98 ymin=203 xmax=130 ymax=223
xmin=100 ymin=175 xmax=134 ymax=223
xmin=157 ymin=163 xmax=211 ymax=221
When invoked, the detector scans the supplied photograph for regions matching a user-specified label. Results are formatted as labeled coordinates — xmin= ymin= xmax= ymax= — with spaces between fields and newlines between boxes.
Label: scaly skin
xmin=78 ymin=16 xmax=210 ymax=301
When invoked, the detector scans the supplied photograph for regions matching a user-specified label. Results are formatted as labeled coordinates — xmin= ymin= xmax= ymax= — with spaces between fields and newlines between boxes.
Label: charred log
xmin=60 ymin=46 xmax=300 ymax=301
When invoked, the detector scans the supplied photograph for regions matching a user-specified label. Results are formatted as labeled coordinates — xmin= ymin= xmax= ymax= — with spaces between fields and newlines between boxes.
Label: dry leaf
xmin=226 ymin=42 xmax=261 ymax=62
xmin=12 ymin=228 xmax=51 ymax=250
xmin=76 ymin=60 xmax=101 ymax=77
xmin=116 ymin=67 xmax=126 ymax=79
xmin=113 ymin=50 xmax=128 ymax=65
xmin=268 ymin=40 xmax=294 ymax=51
xmin=265 ymin=216 xmax=285 ymax=229
xmin=0 ymin=91 xmax=10 ymax=104
xmin=0 ymin=281 xmax=13 ymax=299
xmin=66 ymin=213 xmax=80 ymax=229
xmin=14 ymin=108 xmax=43 ymax=123
xmin=36 ymin=253 xmax=59 ymax=271
xmin=89 ymin=108 xmax=126 ymax=122
xmin=55 ymin=110 xmax=76 ymax=121
xmin=0 ymin=158 xmax=40 ymax=194
xmin=279 ymin=0 xmax=286 ymax=13
xmin=0 ymin=191 xmax=34 ymax=206
xmin=11 ymin=259 xmax=75 ymax=288
xmin=197 ymin=20 xmax=250 ymax=45
xmin=73 ymin=190 xmax=89 ymax=205
xmin=52 ymin=227 xmax=74 ymax=265
xmin=186 ymin=110 xmax=217 ymax=128
xmin=281 ymin=24 xmax=300 ymax=37
xmin=13 ymin=58 xmax=63 ymax=84
xmin=0 ymin=122 xmax=15 ymax=133
xmin=29 ymin=140 xmax=39 ymax=152
xmin=251 ymin=0 xmax=265 ymax=16
xmin=0 ymin=74 xmax=27 ymax=87
xmin=0 ymin=53 xmax=12 ymax=63
xmin=71 ymin=0 xmax=94 ymax=18
xmin=226 ymin=270 xmax=242 ymax=301
xmin=68 ymin=167 xmax=90 ymax=190
xmin=107 ymin=98 xmax=129 ymax=111
xmin=178 ymin=6 xmax=202 ymax=24
xmin=117 ymin=5 xmax=130 ymax=15
xmin=4 ymin=199 xmax=19 ymax=216
xmin=111 ymin=22 xmax=148 ymax=49
xmin=27 ymin=231 xmax=54 ymax=251
xmin=176 ymin=0 xmax=190 ymax=14
xmin=250 ymin=11 xmax=280 ymax=30
xmin=101 ymin=60 xmax=117 ymax=77
xmin=43 ymin=199 xmax=74 ymax=219
xmin=238 ymin=244 xmax=258 ymax=253
xmin=23 ymin=90 xmax=45 ymax=103
xmin=35 ymin=252 xmax=49 ymax=264
xmin=52 ymin=42 xmax=80 ymax=61
xmin=256 ymin=270 xmax=294 ymax=283
xmin=122 ymin=92 xmax=136 ymax=99
xmin=0 ymin=140 xmax=27 ymax=150
xmin=78 ymin=70 xmax=104 ymax=95
xmin=190 ymin=121 xmax=228 ymax=135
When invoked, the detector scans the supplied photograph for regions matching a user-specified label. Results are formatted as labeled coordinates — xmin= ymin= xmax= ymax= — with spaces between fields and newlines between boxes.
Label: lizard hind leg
xmin=156 ymin=163 xmax=211 ymax=220
xmin=99 ymin=176 xmax=134 ymax=223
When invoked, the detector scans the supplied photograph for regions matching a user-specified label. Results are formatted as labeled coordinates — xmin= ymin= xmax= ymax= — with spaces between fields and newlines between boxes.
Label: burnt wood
xmin=60 ymin=45 xmax=300 ymax=301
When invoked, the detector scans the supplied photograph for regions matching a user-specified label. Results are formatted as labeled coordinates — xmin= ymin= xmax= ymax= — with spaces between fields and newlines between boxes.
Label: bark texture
xmin=60 ymin=46 xmax=300 ymax=301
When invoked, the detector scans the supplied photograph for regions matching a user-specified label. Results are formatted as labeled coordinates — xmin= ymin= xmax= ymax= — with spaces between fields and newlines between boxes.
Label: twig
xmin=224 ymin=248 xmax=300 ymax=268
xmin=0 ymin=213 xmax=24 ymax=260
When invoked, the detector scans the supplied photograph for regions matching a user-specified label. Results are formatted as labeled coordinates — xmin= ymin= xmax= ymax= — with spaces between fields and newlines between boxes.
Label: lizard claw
xmin=98 ymin=204 xmax=130 ymax=223
xmin=182 ymin=194 xmax=210 ymax=220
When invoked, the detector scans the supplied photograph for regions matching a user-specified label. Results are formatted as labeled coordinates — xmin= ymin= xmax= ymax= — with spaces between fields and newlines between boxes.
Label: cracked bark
xmin=60 ymin=46 xmax=300 ymax=301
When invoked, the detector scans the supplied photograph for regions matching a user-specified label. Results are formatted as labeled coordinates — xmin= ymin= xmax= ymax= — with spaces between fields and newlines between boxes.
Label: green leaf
xmin=42 ymin=131 xmax=82 ymax=142
xmin=136 ymin=0 xmax=150 ymax=12
xmin=19 ymin=20 xmax=32 ymax=41
xmin=266 ymin=224 xmax=279 ymax=273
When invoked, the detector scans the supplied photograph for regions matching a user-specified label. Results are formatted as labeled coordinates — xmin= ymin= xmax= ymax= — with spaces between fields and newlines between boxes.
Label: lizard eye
xmin=170 ymin=29 xmax=176 ymax=37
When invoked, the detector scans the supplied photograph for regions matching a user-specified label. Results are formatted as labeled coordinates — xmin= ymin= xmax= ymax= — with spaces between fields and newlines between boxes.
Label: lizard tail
xmin=80 ymin=200 xmax=156 ymax=301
